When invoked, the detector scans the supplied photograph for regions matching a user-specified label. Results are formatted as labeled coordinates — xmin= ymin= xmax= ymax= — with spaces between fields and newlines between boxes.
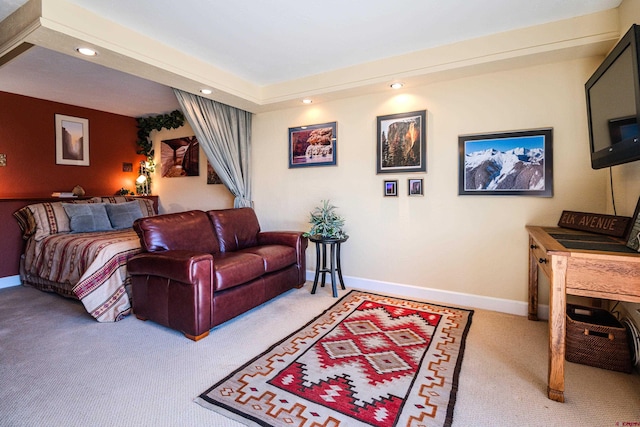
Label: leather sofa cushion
xmin=208 ymin=208 xmax=260 ymax=252
xmin=240 ymin=245 xmax=296 ymax=273
xmin=134 ymin=210 xmax=220 ymax=254
xmin=213 ymin=252 xmax=265 ymax=291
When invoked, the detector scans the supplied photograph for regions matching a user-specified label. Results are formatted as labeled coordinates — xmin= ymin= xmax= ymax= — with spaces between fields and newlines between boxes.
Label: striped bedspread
xmin=22 ymin=229 xmax=142 ymax=322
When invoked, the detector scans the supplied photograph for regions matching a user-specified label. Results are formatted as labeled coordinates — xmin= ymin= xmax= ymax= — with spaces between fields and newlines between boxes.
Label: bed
xmin=13 ymin=196 xmax=156 ymax=322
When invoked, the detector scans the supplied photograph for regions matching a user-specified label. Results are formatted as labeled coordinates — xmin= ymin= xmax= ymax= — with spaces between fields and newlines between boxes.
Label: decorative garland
xmin=133 ymin=110 xmax=185 ymax=194
xmin=136 ymin=109 xmax=185 ymax=159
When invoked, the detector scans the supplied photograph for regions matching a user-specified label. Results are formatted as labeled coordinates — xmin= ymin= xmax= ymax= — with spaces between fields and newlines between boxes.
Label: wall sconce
xmin=136 ymin=161 xmax=150 ymax=195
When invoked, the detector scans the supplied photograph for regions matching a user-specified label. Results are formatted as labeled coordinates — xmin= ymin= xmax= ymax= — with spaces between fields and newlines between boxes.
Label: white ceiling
xmin=0 ymin=0 xmax=623 ymax=117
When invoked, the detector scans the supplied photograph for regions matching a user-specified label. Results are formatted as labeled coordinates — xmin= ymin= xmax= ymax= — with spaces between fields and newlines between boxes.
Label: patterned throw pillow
xmin=100 ymin=196 xmax=130 ymax=204
xmin=13 ymin=207 xmax=37 ymax=240
xmin=27 ymin=202 xmax=72 ymax=240
xmin=105 ymin=201 xmax=144 ymax=229
xmin=125 ymin=197 xmax=156 ymax=217
xmin=61 ymin=203 xmax=113 ymax=233
xmin=24 ymin=199 xmax=100 ymax=241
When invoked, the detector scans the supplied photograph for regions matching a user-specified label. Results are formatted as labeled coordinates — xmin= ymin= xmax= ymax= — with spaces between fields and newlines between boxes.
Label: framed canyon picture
xmin=458 ymin=128 xmax=553 ymax=197
xmin=289 ymin=122 xmax=337 ymax=168
xmin=55 ymin=114 xmax=89 ymax=166
xmin=160 ymin=136 xmax=200 ymax=177
xmin=377 ymin=110 xmax=426 ymax=174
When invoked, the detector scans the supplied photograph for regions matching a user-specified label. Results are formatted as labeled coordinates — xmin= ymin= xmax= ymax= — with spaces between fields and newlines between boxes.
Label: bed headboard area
xmin=0 ymin=196 xmax=158 ymax=280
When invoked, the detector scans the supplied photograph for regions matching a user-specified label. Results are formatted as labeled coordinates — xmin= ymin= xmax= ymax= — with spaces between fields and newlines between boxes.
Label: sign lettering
xmin=557 ymin=210 xmax=631 ymax=237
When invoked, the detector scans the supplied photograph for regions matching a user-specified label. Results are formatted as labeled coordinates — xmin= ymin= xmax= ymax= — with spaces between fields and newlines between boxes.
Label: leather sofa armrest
xmin=258 ymin=231 xmax=306 ymax=248
xmin=127 ymin=250 xmax=214 ymax=285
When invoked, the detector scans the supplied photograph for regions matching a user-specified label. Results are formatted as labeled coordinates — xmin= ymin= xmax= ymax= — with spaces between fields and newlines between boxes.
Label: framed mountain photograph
xmin=458 ymin=128 xmax=553 ymax=197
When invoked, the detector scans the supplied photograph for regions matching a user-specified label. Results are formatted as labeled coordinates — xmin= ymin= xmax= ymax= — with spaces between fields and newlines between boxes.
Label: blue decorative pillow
xmin=105 ymin=201 xmax=144 ymax=229
xmin=61 ymin=203 xmax=113 ymax=233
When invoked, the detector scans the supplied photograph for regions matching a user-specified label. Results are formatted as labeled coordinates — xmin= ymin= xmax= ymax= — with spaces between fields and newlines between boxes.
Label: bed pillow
xmin=105 ymin=201 xmax=144 ymax=229
xmin=27 ymin=202 xmax=72 ymax=240
xmin=123 ymin=197 xmax=156 ymax=217
xmin=62 ymin=203 xmax=113 ymax=233
xmin=100 ymin=196 xmax=130 ymax=204
xmin=13 ymin=207 xmax=37 ymax=240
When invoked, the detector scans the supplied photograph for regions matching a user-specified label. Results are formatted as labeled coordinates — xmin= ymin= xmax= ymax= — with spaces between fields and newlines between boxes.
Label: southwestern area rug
xmin=196 ymin=290 xmax=474 ymax=427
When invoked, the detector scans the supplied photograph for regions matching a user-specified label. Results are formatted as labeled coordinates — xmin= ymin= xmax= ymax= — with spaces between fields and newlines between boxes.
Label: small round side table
xmin=309 ymin=235 xmax=348 ymax=298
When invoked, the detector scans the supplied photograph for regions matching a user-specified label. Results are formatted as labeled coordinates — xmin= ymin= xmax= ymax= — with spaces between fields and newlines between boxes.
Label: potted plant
xmin=303 ymin=199 xmax=347 ymax=239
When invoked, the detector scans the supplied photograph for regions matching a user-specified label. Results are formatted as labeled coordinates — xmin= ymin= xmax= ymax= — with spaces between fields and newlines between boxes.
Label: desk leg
xmin=528 ymin=237 xmax=539 ymax=321
xmin=547 ymin=255 xmax=567 ymax=403
xmin=311 ymin=243 xmax=321 ymax=294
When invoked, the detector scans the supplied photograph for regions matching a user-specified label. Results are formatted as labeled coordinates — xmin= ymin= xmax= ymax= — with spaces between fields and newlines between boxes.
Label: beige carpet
xmin=0 ymin=283 xmax=638 ymax=426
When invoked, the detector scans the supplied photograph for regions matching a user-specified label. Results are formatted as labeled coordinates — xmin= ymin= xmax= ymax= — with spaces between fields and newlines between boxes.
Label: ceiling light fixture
xmin=302 ymin=99 xmax=313 ymax=104
xmin=76 ymin=47 xmax=98 ymax=57
xmin=200 ymin=89 xmax=212 ymax=95
xmin=390 ymin=82 xmax=404 ymax=89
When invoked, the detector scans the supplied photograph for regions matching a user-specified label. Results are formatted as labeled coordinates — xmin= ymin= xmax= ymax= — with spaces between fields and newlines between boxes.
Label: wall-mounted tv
xmin=586 ymin=24 xmax=640 ymax=169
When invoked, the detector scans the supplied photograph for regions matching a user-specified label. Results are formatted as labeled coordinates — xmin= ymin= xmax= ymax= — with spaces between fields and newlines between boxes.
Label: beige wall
xmin=154 ymin=4 xmax=640 ymax=313
xmin=613 ymin=0 xmax=640 ymax=217
xmin=149 ymin=122 xmax=234 ymax=213
xmin=250 ymin=57 xmax=606 ymax=305
xmin=612 ymin=0 xmax=640 ymax=320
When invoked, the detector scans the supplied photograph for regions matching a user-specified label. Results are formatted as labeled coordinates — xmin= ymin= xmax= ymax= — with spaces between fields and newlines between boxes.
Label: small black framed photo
xmin=384 ymin=180 xmax=398 ymax=197
xmin=458 ymin=128 xmax=553 ymax=197
xmin=408 ymin=178 xmax=423 ymax=196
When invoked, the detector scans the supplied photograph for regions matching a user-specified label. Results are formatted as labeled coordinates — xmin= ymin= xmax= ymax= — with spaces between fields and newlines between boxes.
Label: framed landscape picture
xmin=55 ymin=114 xmax=89 ymax=166
xmin=377 ymin=110 xmax=426 ymax=174
xmin=289 ymin=122 xmax=337 ymax=168
xmin=458 ymin=128 xmax=553 ymax=197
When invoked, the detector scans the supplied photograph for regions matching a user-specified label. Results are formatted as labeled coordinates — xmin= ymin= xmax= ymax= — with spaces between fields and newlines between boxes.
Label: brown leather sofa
xmin=127 ymin=208 xmax=307 ymax=341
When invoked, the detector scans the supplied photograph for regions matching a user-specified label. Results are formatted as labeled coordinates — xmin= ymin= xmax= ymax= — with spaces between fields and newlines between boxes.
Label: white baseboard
xmin=306 ymin=271 xmax=549 ymax=320
xmin=1 ymin=270 xmax=551 ymax=320
xmin=0 ymin=275 xmax=21 ymax=290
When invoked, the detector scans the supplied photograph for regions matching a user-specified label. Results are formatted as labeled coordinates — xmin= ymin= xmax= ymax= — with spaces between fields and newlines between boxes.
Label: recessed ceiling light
xmin=76 ymin=47 xmax=97 ymax=57
xmin=302 ymin=99 xmax=313 ymax=104
xmin=390 ymin=82 xmax=404 ymax=89
xmin=200 ymin=89 xmax=212 ymax=95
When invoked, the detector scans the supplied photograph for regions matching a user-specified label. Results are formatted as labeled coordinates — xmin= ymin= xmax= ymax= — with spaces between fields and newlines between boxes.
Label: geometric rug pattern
xmin=196 ymin=290 xmax=473 ymax=427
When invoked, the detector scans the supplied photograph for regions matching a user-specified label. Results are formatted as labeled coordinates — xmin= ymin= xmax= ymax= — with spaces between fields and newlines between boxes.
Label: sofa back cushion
xmin=133 ymin=210 xmax=220 ymax=254
xmin=207 ymin=208 xmax=260 ymax=252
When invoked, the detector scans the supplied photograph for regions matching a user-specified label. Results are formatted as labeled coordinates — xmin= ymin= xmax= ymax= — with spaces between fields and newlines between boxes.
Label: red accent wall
xmin=0 ymin=91 xmax=144 ymax=197
xmin=0 ymin=91 xmax=146 ymax=279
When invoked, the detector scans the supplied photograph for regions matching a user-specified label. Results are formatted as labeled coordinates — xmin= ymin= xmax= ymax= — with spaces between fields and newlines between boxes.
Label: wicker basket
xmin=565 ymin=304 xmax=632 ymax=373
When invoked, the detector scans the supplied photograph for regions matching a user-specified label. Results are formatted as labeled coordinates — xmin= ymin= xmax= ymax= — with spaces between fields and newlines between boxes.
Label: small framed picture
xmin=55 ymin=114 xmax=89 ymax=166
xmin=384 ymin=180 xmax=398 ymax=197
xmin=408 ymin=178 xmax=423 ymax=196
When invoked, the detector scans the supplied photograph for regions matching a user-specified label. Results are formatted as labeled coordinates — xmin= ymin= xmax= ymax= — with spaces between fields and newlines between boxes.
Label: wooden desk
xmin=526 ymin=226 xmax=640 ymax=402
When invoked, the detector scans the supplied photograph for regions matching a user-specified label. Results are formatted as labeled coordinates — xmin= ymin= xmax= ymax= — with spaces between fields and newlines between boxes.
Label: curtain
xmin=173 ymin=88 xmax=253 ymax=208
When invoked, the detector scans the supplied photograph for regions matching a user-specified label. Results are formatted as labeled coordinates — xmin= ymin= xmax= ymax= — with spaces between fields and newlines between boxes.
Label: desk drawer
xmin=531 ymin=242 xmax=552 ymax=277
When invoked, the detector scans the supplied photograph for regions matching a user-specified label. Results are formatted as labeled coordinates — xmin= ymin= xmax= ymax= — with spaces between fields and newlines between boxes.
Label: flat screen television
xmin=586 ymin=24 xmax=640 ymax=169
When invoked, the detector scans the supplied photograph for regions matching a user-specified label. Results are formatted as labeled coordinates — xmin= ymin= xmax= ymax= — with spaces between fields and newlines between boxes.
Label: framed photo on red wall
xmin=55 ymin=114 xmax=89 ymax=166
